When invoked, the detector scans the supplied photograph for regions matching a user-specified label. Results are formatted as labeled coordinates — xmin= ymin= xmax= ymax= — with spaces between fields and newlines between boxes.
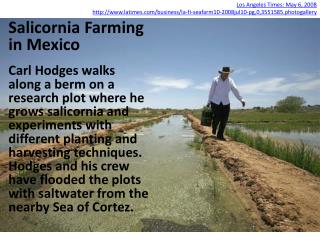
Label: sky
xmin=1 ymin=19 xmax=319 ymax=109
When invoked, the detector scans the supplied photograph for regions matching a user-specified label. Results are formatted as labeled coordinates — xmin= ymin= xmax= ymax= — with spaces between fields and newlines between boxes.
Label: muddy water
xmin=0 ymin=115 xmax=253 ymax=231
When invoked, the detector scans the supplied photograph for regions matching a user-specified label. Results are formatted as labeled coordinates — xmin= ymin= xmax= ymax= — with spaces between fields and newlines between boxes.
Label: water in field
xmin=0 ymin=115 xmax=253 ymax=231
xmin=228 ymin=124 xmax=320 ymax=152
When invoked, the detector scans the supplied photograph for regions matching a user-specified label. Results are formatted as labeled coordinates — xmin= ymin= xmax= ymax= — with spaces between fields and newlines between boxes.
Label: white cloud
xmin=295 ymin=78 xmax=320 ymax=90
xmin=194 ymin=82 xmax=211 ymax=90
xmin=194 ymin=78 xmax=288 ymax=93
xmin=292 ymin=72 xmax=318 ymax=81
xmin=239 ymin=77 xmax=287 ymax=94
xmin=234 ymin=68 xmax=257 ymax=76
xmin=149 ymin=87 xmax=165 ymax=93
xmin=147 ymin=76 xmax=193 ymax=92
xmin=193 ymin=72 xmax=320 ymax=95
xmin=239 ymin=74 xmax=320 ymax=94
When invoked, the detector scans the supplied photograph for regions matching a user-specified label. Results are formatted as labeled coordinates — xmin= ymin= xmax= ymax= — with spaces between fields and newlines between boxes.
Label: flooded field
xmin=228 ymin=124 xmax=320 ymax=152
xmin=0 ymin=115 xmax=253 ymax=231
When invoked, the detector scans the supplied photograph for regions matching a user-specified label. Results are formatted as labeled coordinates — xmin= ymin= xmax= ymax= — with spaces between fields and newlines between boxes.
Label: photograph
xmin=0 ymin=17 xmax=319 ymax=235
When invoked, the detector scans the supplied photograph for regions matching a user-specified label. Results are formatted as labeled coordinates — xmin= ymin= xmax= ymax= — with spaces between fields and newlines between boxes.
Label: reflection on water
xmin=228 ymin=124 xmax=320 ymax=152
xmin=0 ymin=116 xmax=253 ymax=231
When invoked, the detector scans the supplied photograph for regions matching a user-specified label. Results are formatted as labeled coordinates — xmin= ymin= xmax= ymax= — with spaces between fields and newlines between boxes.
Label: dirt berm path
xmin=187 ymin=113 xmax=320 ymax=231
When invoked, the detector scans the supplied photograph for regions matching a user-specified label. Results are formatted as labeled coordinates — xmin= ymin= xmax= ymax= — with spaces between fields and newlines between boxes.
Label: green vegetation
xmin=276 ymin=96 xmax=305 ymax=113
xmin=225 ymin=127 xmax=320 ymax=176
xmin=212 ymin=175 xmax=221 ymax=200
xmin=193 ymin=108 xmax=320 ymax=122
xmin=187 ymin=134 xmax=202 ymax=150
xmin=193 ymin=108 xmax=320 ymax=132
xmin=228 ymin=109 xmax=320 ymax=123
xmin=0 ymin=123 xmax=7 ymax=132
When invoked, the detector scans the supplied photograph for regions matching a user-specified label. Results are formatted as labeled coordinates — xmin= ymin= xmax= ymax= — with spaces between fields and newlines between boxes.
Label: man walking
xmin=207 ymin=67 xmax=245 ymax=140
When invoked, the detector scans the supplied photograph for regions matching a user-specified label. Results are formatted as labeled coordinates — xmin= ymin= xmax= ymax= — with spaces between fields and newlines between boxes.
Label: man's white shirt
xmin=208 ymin=76 xmax=244 ymax=105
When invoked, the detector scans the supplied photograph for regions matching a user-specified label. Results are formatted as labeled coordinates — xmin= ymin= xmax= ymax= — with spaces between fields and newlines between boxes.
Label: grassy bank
xmin=229 ymin=109 xmax=320 ymax=123
xmin=225 ymin=127 xmax=320 ymax=176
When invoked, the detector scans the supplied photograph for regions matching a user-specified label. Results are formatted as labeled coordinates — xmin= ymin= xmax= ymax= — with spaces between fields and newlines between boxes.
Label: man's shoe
xmin=217 ymin=136 xmax=226 ymax=141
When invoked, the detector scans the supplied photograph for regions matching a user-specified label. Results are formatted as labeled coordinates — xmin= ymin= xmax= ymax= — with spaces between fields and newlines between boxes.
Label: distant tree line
xmin=252 ymin=96 xmax=310 ymax=113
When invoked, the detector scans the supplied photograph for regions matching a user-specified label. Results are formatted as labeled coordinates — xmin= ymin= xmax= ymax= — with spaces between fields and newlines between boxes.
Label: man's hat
xmin=218 ymin=66 xmax=234 ymax=74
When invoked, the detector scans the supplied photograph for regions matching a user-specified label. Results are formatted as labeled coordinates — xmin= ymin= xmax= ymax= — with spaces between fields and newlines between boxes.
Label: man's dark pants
xmin=210 ymin=102 xmax=230 ymax=138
